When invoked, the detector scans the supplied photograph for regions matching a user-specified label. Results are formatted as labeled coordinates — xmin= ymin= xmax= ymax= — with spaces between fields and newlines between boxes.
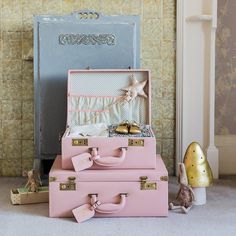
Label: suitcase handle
xmin=89 ymin=193 xmax=127 ymax=214
xmin=72 ymin=193 xmax=128 ymax=223
xmin=71 ymin=147 xmax=127 ymax=171
xmin=90 ymin=147 xmax=127 ymax=167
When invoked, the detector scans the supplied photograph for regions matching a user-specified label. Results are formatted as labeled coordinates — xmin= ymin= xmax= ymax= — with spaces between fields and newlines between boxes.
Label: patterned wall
xmin=0 ymin=0 xmax=176 ymax=176
xmin=216 ymin=0 xmax=236 ymax=135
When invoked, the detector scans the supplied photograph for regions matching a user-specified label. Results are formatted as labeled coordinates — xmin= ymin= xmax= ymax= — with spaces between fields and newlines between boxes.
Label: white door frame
xmin=176 ymin=0 xmax=219 ymax=178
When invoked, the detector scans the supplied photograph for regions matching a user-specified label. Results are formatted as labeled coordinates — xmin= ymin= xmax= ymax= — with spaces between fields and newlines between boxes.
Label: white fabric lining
xmin=68 ymin=123 xmax=109 ymax=138
xmin=69 ymin=71 xmax=149 ymax=96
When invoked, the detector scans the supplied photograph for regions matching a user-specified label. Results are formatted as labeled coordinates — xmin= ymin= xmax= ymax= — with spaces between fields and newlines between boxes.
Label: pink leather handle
xmin=89 ymin=194 xmax=127 ymax=214
xmin=90 ymin=147 xmax=127 ymax=167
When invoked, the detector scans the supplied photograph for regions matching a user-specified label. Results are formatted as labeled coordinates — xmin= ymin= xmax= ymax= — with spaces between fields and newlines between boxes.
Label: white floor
xmin=1 ymin=177 xmax=236 ymax=236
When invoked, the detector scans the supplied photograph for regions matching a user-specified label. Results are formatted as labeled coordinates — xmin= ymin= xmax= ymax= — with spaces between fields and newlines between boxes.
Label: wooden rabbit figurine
xmin=22 ymin=169 xmax=42 ymax=192
xmin=169 ymin=163 xmax=195 ymax=214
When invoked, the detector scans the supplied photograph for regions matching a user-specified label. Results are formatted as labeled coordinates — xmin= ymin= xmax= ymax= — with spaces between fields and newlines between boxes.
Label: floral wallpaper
xmin=216 ymin=0 xmax=236 ymax=135
xmin=0 ymin=0 xmax=176 ymax=176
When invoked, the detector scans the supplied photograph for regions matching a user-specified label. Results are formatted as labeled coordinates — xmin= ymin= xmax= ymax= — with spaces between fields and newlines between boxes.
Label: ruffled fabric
xmin=68 ymin=95 xmax=147 ymax=126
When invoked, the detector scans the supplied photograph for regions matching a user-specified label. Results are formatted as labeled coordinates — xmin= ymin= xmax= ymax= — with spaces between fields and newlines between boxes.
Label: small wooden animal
xmin=22 ymin=169 xmax=42 ymax=192
xmin=169 ymin=163 xmax=195 ymax=214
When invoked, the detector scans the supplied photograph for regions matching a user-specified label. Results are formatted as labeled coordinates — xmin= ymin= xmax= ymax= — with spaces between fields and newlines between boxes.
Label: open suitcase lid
xmin=50 ymin=155 xmax=167 ymax=182
xmin=67 ymin=69 xmax=151 ymax=127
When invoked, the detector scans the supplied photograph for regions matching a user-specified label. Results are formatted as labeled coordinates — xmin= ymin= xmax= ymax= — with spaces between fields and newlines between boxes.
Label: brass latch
xmin=140 ymin=176 xmax=157 ymax=190
xmin=60 ymin=176 xmax=76 ymax=191
xmin=128 ymin=139 xmax=144 ymax=147
xmin=72 ymin=139 xmax=88 ymax=146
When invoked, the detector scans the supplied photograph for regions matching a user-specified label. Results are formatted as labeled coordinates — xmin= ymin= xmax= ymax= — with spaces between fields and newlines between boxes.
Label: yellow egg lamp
xmin=183 ymin=142 xmax=213 ymax=205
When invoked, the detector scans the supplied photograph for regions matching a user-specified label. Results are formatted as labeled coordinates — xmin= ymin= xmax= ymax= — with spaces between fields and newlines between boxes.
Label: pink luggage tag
xmin=72 ymin=201 xmax=101 ymax=223
xmin=71 ymin=153 xmax=93 ymax=172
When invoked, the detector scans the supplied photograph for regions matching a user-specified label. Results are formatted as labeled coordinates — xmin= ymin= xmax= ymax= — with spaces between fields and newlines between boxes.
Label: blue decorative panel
xmin=34 ymin=10 xmax=140 ymax=167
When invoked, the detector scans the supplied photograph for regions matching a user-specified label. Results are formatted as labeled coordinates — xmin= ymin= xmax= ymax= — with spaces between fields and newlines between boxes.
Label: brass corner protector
xmin=49 ymin=177 xmax=56 ymax=182
xmin=160 ymin=176 xmax=169 ymax=181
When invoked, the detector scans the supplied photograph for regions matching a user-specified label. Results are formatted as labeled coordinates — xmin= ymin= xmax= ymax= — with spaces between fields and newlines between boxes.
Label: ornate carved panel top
xmin=59 ymin=34 xmax=116 ymax=46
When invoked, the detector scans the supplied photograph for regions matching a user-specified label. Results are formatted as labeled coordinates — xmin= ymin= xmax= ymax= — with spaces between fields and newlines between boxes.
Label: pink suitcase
xmin=61 ymin=69 xmax=156 ymax=170
xmin=49 ymin=155 xmax=168 ymax=220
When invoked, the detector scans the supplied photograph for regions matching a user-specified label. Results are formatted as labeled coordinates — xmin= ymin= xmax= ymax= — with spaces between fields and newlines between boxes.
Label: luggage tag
xmin=71 ymin=153 xmax=93 ymax=172
xmin=72 ymin=149 xmax=101 ymax=172
xmin=72 ymin=200 xmax=101 ymax=223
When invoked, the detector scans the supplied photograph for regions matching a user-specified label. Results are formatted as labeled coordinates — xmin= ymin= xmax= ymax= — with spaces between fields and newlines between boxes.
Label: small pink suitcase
xmin=49 ymin=155 xmax=168 ymax=219
xmin=61 ymin=69 xmax=156 ymax=170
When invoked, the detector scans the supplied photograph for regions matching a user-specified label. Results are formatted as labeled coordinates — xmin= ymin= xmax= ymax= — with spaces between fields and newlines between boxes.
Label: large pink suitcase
xmin=61 ymin=69 xmax=156 ymax=170
xmin=49 ymin=155 xmax=168 ymax=219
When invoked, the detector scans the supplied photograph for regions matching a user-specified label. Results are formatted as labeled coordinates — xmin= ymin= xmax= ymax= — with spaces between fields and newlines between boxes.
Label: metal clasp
xmin=140 ymin=176 xmax=157 ymax=190
xmin=128 ymin=139 xmax=144 ymax=146
xmin=72 ymin=139 xmax=88 ymax=146
xmin=60 ymin=176 xmax=76 ymax=191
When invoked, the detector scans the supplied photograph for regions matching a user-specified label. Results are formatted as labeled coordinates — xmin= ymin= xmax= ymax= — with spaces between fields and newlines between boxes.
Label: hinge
xmin=160 ymin=176 xmax=169 ymax=181
xmin=140 ymin=176 xmax=157 ymax=190
xmin=58 ymin=131 xmax=64 ymax=143
xmin=49 ymin=176 xmax=56 ymax=182
xmin=60 ymin=176 xmax=76 ymax=191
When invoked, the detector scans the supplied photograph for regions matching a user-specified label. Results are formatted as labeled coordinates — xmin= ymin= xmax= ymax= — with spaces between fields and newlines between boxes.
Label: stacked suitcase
xmin=49 ymin=69 xmax=168 ymax=222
